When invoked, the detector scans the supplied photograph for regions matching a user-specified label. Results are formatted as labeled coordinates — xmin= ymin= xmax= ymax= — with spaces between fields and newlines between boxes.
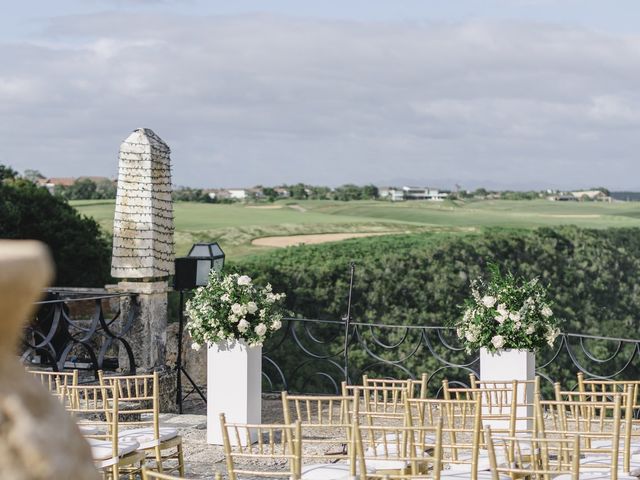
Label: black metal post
xmin=176 ymin=290 xmax=184 ymax=413
xmin=342 ymin=262 xmax=355 ymax=385
xmin=176 ymin=289 xmax=207 ymax=413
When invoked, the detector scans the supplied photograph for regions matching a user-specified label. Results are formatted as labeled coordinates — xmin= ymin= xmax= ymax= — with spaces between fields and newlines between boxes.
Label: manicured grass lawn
xmin=71 ymin=199 xmax=640 ymax=259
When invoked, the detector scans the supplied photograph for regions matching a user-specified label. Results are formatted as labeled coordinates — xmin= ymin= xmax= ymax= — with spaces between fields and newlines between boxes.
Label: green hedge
xmin=236 ymin=227 xmax=640 ymax=393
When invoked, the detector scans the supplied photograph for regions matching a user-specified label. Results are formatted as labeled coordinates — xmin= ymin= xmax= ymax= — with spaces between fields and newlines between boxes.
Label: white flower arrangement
xmin=454 ymin=265 xmax=561 ymax=354
xmin=185 ymin=271 xmax=286 ymax=350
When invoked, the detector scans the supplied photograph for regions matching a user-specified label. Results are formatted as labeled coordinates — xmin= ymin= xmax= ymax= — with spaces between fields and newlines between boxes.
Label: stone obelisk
xmin=111 ymin=128 xmax=175 ymax=372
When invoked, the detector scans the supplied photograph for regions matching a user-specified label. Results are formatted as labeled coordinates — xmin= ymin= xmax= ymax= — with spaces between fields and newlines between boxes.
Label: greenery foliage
xmin=455 ymin=265 xmax=560 ymax=353
xmin=185 ymin=272 xmax=286 ymax=347
xmin=0 ymin=176 xmax=112 ymax=286
xmin=237 ymin=226 xmax=640 ymax=392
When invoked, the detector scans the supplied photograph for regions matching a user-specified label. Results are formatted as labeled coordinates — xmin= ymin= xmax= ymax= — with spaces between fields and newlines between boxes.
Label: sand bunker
xmin=252 ymin=232 xmax=398 ymax=248
xmin=245 ymin=205 xmax=283 ymax=209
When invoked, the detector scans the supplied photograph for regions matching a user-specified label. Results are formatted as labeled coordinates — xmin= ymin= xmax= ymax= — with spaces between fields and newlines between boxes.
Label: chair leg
xmin=155 ymin=446 xmax=163 ymax=472
xmin=178 ymin=442 xmax=185 ymax=476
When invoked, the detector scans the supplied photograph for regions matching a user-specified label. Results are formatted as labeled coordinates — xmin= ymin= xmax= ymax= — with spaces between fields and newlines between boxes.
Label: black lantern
xmin=174 ymin=242 xmax=225 ymax=290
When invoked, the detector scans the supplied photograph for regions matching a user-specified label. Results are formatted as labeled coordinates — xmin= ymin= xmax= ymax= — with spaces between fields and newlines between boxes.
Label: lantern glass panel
xmin=195 ymin=259 xmax=213 ymax=286
xmin=189 ymin=245 xmax=211 ymax=257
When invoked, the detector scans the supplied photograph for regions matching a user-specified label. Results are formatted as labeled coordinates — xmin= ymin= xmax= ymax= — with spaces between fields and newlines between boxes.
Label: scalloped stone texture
xmin=111 ymin=128 xmax=175 ymax=279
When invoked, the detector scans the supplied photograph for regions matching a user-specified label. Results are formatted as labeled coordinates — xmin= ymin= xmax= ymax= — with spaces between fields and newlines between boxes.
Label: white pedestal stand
xmin=207 ymin=340 xmax=262 ymax=445
xmin=480 ymin=348 xmax=535 ymax=431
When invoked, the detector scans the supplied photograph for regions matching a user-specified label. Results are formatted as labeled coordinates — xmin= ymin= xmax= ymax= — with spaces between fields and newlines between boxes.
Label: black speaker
xmin=174 ymin=257 xmax=198 ymax=290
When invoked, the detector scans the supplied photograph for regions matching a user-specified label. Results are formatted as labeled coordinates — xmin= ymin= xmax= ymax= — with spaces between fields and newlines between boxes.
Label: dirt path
xmin=251 ymin=232 xmax=399 ymax=248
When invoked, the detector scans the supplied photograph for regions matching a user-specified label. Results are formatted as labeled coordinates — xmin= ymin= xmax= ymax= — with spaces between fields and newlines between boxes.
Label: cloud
xmin=1 ymin=13 xmax=640 ymax=189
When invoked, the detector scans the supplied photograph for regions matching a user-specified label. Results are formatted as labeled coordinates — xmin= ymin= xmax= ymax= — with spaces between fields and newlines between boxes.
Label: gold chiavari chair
xmin=577 ymin=373 xmax=640 ymax=454
xmin=485 ymin=425 xmax=579 ymax=480
xmin=553 ymin=384 xmax=637 ymax=476
xmin=354 ymin=419 xmax=443 ymax=477
xmin=99 ymin=371 xmax=185 ymax=476
xmin=405 ymin=397 xmax=485 ymax=478
xmin=220 ymin=413 xmax=302 ymax=480
xmin=61 ymin=383 xmax=146 ymax=479
xmin=282 ymin=391 xmax=363 ymax=479
xmin=28 ymin=368 xmax=78 ymax=394
xmin=537 ymin=393 xmax=630 ymax=479
xmin=362 ymin=373 xmax=429 ymax=400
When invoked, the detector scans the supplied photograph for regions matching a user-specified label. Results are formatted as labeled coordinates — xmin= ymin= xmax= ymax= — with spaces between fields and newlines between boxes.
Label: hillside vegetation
xmin=72 ymin=199 xmax=640 ymax=259
xmin=238 ymin=226 xmax=640 ymax=391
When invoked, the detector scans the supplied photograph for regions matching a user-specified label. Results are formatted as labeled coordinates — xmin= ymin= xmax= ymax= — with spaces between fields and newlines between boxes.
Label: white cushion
xmin=440 ymin=471 xmax=510 ymax=480
xmin=86 ymin=438 xmax=139 ymax=461
xmin=555 ymin=473 xmax=637 ymax=480
xmin=580 ymin=455 xmax=640 ymax=476
xmin=448 ymin=449 xmax=506 ymax=472
xmin=363 ymin=458 xmax=408 ymax=471
xmin=301 ymin=463 xmax=372 ymax=480
xmin=77 ymin=424 xmax=100 ymax=436
xmin=591 ymin=439 xmax=640 ymax=454
xmin=118 ymin=426 xmax=178 ymax=449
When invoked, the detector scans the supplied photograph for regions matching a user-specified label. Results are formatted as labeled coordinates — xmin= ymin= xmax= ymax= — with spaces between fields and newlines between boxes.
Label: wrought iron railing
xmin=262 ymin=318 xmax=640 ymax=395
xmin=22 ymin=289 xmax=137 ymax=377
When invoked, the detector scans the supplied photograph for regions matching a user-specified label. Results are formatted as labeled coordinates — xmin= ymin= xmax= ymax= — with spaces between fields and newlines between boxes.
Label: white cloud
xmin=1 ymin=13 xmax=640 ymax=189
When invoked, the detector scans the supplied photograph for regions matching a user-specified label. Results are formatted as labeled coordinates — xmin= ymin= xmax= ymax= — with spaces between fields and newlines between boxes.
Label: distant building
xmin=570 ymin=190 xmax=611 ymax=202
xmin=37 ymin=176 xmax=113 ymax=194
xmin=274 ymin=187 xmax=290 ymax=198
xmin=379 ymin=186 xmax=448 ymax=202
xmin=227 ymin=189 xmax=248 ymax=200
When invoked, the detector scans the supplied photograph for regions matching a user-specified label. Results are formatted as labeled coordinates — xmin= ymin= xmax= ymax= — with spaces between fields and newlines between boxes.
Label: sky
xmin=2 ymin=1 xmax=640 ymax=190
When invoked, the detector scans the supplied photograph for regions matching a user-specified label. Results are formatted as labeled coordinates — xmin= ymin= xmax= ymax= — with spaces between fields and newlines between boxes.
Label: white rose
xmin=265 ymin=293 xmax=276 ymax=304
xmin=495 ymin=314 xmax=507 ymax=324
xmin=247 ymin=302 xmax=258 ymax=314
xmin=191 ymin=342 xmax=201 ymax=351
xmin=220 ymin=293 xmax=230 ymax=303
xmin=509 ymin=312 xmax=521 ymax=322
xmin=525 ymin=325 xmax=535 ymax=335
xmin=237 ymin=319 xmax=250 ymax=333
xmin=482 ymin=296 xmax=497 ymax=308
xmin=254 ymin=323 xmax=267 ymax=336
xmin=231 ymin=303 xmax=243 ymax=315
xmin=237 ymin=275 xmax=252 ymax=286
xmin=541 ymin=306 xmax=553 ymax=318
xmin=228 ymin=314 xmax=239 ymax=323
xmin=545 ymin=327 xmax=560 ymax=346
xmin=270 ymin=319 xmax=282 ymax=331
xmin=456 ymin=327 xmax=463 ymax=338
xmin=491 ymin=335 xmax=505 ymax=350
xmin=497 ymin=304 xmax=508 ymax=316
xmin=465 ymin=331 xmax=477 ymax=343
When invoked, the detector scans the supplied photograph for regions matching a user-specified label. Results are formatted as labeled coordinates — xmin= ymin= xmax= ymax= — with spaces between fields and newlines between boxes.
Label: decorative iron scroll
xmin=262 ymin=318 xmax=640 ymax=395
xmin=22 ymin=290 xmax=137 ymax=377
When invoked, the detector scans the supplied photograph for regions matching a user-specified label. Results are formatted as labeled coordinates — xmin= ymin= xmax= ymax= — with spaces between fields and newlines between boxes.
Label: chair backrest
xmin=219 ymin=413 xmax=301 ymax=480
xmin=343 ymin=382 xmax=409 ymax=426
xmin=362 ymin=373 xmax=429 ymax=399
xmin=60 ymin=382 xmax=120 ymax=465
xmin=28 ymin=368 xmax=78 ymax=393
xmin=405 ymin=396 xmax=482 ymax=476
xmin=484 ymin=425 xmax=580 ymax=480
xmin=577 ymin=373 xmax=640 ymax=409
xmin=281 ymin=391 xmax=357 ymax=465
xmin=537 ymin=393 xmax=623 ymax=478
xmin=353 ymin=417 xmax=443 ymax=477
xmin=98 ymin=370 xmax=159 ymax=438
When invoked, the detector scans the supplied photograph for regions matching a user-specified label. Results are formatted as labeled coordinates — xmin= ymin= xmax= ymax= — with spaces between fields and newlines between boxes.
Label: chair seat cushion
xmin=86 ymin=438 xmax=140 ymax=460
xmin=555 ymin=473 xmax=637 ymax=480
xmin=77 ymin=424 xmax=100 ymax=436
xmin=580 ymin=455 xmax=640 ymax=476
xmin=301 ymin=463 xmax=372 ymax=480
xmin=449 ymin=449 xmax=507 ymax=472
xmin=590 ymin=439 xmax=640 ymax=455
xmin=440 ymin=471 xmax=510 ymax=480
xmin=118 ymin=426 xmax=178 ymax=449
